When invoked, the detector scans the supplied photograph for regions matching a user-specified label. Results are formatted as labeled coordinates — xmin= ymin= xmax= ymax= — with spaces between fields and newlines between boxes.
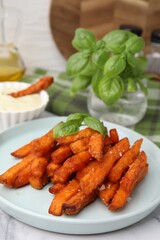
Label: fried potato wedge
xmin=49 ymin=179 xmax=81 ymax=216
xmin=53 ymin=151 xmax=92 ymax=183
xmin=29 ymin=173 xmax=49 ymax=190
xmin=88 ymin=132 xmax=104 ymax=161
xmin=11 ymin=130 xmax=55 ymax=158
xmin=70 ymin=137 xmax=90 ymax=154
xmin=76 ymin=159 xmax=95 ymax=181
xmin=108 ymin=138 xmax=143 ymax=182
xmin=80 ymin=138 xmax=130 ymax=195
xmin=49 ymin=183 xmax=66 ymax=194
xmin=30 ymin=156 xmax=49 ymax=178
xmin=109 ymin=151 xmax=148 ymax=211
xmin=99 ymin=180 xmax=119 ymax=206
xmin=109 ymin=128 xmax=119 ymax=145
xmin=56 ymin=128 xmax=97 ymax=145
xmin=0 ymin=154 xmax=35 ymax=188
xmin=62 ymin=190 xmax=97 ymax=215
xmin=46 ymin=162 xmax=60 ymax=178
xmin=9 ymin=76 xmax=53 ymax=98
xmin=104 ymin=135 xmax=112 ymax=146
xmin=14 ymin=164 xmax=31 ymax=188
xmin=51 ymin=145 xmax=73 ymax=164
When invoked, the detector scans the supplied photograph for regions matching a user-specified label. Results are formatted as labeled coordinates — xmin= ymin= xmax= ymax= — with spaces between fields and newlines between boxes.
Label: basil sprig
xmin=53 ymin=113 xmax=107 ymax=138
xmin=65 ymin=28 xmax=151 ymax=105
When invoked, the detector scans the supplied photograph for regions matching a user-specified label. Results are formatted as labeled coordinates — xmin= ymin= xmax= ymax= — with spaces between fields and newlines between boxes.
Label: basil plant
xmin=65 ymin=28 xmax=151 ymax=105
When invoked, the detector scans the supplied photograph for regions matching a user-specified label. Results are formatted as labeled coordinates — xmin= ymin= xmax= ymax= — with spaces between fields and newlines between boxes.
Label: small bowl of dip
xmin=0 ymin=81 xmax=49 ymax=132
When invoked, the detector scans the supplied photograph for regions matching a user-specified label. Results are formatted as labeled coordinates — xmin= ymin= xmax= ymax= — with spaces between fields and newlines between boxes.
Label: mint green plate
xmin=0 ymin=117 xmax=160 ymax=234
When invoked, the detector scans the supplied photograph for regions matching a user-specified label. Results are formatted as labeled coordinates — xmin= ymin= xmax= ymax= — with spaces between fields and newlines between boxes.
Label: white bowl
xmin=0 ymin=81 xmax=49 ymax=132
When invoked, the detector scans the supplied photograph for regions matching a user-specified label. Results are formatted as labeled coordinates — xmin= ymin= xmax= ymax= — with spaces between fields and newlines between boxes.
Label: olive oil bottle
xmin=0 ymin=3 xmax=25 ymax=81
xmin=0 ymin=44 xmax=25 ymax=81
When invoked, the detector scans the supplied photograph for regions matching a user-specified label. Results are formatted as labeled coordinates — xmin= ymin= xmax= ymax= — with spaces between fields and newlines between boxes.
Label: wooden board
xmin=49 ymin=0 xmax=115 ymax=58
xmin=49 ymin=0 xmax=160 ymax=59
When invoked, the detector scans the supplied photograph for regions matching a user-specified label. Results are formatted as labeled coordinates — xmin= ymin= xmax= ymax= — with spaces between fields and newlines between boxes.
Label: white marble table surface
xmin=1 ymin=112 xmax=160 ymax=240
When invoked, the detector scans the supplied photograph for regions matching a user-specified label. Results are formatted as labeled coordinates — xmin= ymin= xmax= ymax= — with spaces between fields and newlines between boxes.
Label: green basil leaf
xmin=135 ymin=56 xmax=147 ymax=74
xmin=79 ymin=60 xmax=95 ymax=77
xmin=127 ymin=78 xmax=138 ymax=92
xmin=67 ymin=113 xmax=89 ymax=123
xmin=72 ymin=28 xmax=97 ymax=51
xmin=106 ymin=43 xmax=125 ymax=54
xmin=92 ymin=49 xmax=109 ymax=69
xmin=81 ymin=49 xmax=92 ymax=58
xmin=125 ymin=36 xmax=145 ymax=54
xmin=69 ymin=75 xmax=91 ymax=95
xmin=84 ymin=116 xmax=107 ymax=136
xmin=137 ymin=80 xmax=148 ymax=96
xmin=127 ymin=53 xmax=137 ymax=68
xmin=99 ymin=76 xmax=124 ymax=105
xmin=103 ymin=29 xmax=129 ymax=45
xmin=91 ymin=69 xmax=103 ymax=97
xmin=93 ymin=40 xmax=105 ymax=51
xmin=53 ymin=121 xmax=80 ymax=138
xmin=120 ymin=64 xmax=133 ymax=78
xmin=104 ymin=55 xmax=126 ymax=78
xmin=66 ymin=52 xmax=88 ymax=77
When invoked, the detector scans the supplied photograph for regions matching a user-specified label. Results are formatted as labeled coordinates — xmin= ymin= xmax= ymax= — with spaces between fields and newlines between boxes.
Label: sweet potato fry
xmin=29 ymin=173 xmax=49 ymax=190
xmin=49 ymin=183 xmax=66 ymax=194
xmin=62 ymin=190 xmax=97 ymax=215
xmin=11 ymin=130 xmax=55 ymax=158
xmin=88 ymin=132 xmax=104 ymax=161
xmin=13 ymin=164 xmax=31 ymax=188
xmin=104 ymin=135 xmax=112 ymax=146
xmin=0 ymin=154 xmax=35 ymax=188
xmin=109 ymin=128 xmax=119 ymax=145
xmin=109 ymin=151 xmax=148 ymax=211
xmin=9 ymin=76 xmax=53 ymax=98
xmin=51 ymin=145 xmax=73 ymax=164
xmin=79 ymin=138 xmax=130 ymax=195
xmin=70 ymin=137 xmax=90 ymax=154
xmin=49 ymin=179 xmax=81 ymax=216
xmin=99 ymin=180 xmax=119 ymax=206
xmin=46 ymin=162 xmax=60 ymax=178
xmin=53 ymin=151 xmax=92 ymax=183
xmin=108 ymin=138 xmax=143 ymax=182
xmin=55 ymin=128 xmax=97 ymax=145
xmin=10 ymin=142 xmax=34 ymax=159
xmin=30 ymin=156 xmax=49 ymax=178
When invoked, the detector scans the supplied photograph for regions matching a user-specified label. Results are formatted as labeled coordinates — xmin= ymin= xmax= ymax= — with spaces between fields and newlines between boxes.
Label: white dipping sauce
xmin=0 ymin=87 xmax=43 ymax=111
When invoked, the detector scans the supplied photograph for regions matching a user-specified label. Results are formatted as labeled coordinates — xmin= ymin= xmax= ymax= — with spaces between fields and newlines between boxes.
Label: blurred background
xmin=0 ymin=0 xmax=66 ymax=72
xmin=1 ymin=0 xmax=160 ymax=72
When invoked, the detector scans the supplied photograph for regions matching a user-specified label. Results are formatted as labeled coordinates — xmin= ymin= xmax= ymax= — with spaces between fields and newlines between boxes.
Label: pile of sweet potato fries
xmin=0 ymin=125 xmax=148 ymax=216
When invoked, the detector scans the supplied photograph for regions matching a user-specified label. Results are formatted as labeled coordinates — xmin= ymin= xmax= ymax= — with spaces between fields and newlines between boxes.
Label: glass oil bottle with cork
xmin=0 ymin=1 xmax=25 ymax=81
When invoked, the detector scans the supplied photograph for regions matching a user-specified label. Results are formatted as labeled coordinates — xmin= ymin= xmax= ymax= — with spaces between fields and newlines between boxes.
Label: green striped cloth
xmin=21 ymin=68 xmax=160 ymax=147
xmin=134 ymin=80 xmax=160 ymax=147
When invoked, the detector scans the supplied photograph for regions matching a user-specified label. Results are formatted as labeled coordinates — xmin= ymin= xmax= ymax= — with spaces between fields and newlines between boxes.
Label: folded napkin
xmin=22 ymin=68 xmax=160 ymax=147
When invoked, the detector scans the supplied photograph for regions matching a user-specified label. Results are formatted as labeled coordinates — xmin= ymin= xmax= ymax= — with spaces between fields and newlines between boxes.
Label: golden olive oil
xmin=0 ymin=44 xmax=25 ymax=82
xmin=0 ymin=66 xmax=25 ymax=81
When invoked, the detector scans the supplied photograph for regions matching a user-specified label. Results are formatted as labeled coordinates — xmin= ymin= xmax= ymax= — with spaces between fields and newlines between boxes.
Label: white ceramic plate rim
xmin=0 ymin=117 xmax=160 ymax=234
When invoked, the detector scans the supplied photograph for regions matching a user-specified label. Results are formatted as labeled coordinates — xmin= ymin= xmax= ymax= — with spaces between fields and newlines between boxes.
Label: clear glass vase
xmin=87 ymin=86 xmax=147 ymax=127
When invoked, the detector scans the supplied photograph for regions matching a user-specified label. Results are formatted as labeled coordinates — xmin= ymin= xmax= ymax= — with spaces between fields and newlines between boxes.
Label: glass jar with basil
xmin=64 ymin=28 xmax=152 ymax=127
